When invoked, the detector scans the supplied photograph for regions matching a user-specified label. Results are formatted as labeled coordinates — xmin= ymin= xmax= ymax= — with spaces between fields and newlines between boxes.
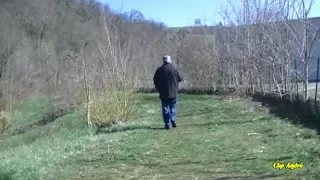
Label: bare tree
xmin=293 ymin=0 xmax=317 ymax=101
xmin=213 ymin=0 xmax=309 ymax=98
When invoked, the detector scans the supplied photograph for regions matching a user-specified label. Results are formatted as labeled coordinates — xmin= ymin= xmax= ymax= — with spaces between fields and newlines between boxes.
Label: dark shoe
xmin=171 ymin=121 xmax=176 ymax=128
xmin=164 ymin=125 xmax=170 ymax=130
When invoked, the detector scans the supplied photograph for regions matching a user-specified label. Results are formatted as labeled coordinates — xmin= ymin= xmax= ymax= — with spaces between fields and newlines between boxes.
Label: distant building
xmin=169 ymin=17 xmax=320 ymax=82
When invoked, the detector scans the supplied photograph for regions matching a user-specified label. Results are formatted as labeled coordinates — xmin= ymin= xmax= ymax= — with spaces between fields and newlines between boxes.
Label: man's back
xmin=154 ymin=55 xmax=183 ymax=129
xmin=154 ymin=63 xmax=182 ymax=99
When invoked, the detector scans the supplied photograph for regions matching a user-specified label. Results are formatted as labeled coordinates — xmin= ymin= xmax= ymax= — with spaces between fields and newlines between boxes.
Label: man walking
xmin=153 ymin=55 xmax=183 ymax=129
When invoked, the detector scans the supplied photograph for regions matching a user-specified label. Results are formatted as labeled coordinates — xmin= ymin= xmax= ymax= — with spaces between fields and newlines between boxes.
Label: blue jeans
xmin=161 ymin=98 xmax=177 ymax=128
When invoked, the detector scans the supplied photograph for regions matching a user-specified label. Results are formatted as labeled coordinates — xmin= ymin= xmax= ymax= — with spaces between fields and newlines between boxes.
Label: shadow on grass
xmin=136 ymin=87 xmax=237 ymax=96
xmin=252 ymin=92 xmax=320 ymax=135
xmin=97 ymin=117 xmax=269 ymax=134
xmin=182 ymin=117 xmax=270 ymax=128
xmin=138 ymin=94 xmax=159 ymax=104
xmin=12 ymin=108 xmax=70 ymax=136
xmin=97 ymin=125 xmax=166 ymax=134
xmin=0 ymin=169 xmax=15 ymax=180
xmin=137 ymin=91 xmax=218 ymax=105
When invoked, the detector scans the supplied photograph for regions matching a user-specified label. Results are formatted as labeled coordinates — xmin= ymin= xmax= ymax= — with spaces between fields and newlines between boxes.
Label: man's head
xmin=163 ymin=55 xmax=172 ymax=64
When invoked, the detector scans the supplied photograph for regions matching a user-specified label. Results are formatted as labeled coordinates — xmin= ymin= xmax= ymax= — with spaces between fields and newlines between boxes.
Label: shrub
xmin=89 ymin=85 xmax=137 ymax=128
xmin=0 ymin=111 xmax=9 ymax=133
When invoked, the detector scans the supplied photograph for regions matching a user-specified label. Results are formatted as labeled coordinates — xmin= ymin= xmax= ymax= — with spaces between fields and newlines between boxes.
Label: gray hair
xmin=163 ymin=55 xmax=172 ymax=64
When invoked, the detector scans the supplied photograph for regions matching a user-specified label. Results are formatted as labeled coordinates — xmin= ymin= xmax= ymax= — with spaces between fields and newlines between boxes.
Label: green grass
xmin=1 ymin=93 xmax=320 ymax=179
xmin=7 ymin=98 xmax=47 ymax=134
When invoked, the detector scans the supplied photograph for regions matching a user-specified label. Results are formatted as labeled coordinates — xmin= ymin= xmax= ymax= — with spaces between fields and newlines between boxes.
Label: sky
xmin=97 ymin=0 xmax=320 ymax=27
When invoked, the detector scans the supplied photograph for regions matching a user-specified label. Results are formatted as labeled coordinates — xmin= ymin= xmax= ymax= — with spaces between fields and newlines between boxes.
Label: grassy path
xmin=1 ymin=94 xmax=320 ymax=179
xmin=50 ymin=94 xmax=320 ymax=179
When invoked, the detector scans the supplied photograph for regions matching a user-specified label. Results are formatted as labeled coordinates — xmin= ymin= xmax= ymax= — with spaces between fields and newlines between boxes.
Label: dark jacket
xmin=153 ymin=63 xmax=183 ymax=99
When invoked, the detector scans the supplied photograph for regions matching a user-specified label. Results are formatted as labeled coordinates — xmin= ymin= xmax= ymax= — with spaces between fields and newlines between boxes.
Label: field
xmin=1 ymin=93 xmax=320 ymax=179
